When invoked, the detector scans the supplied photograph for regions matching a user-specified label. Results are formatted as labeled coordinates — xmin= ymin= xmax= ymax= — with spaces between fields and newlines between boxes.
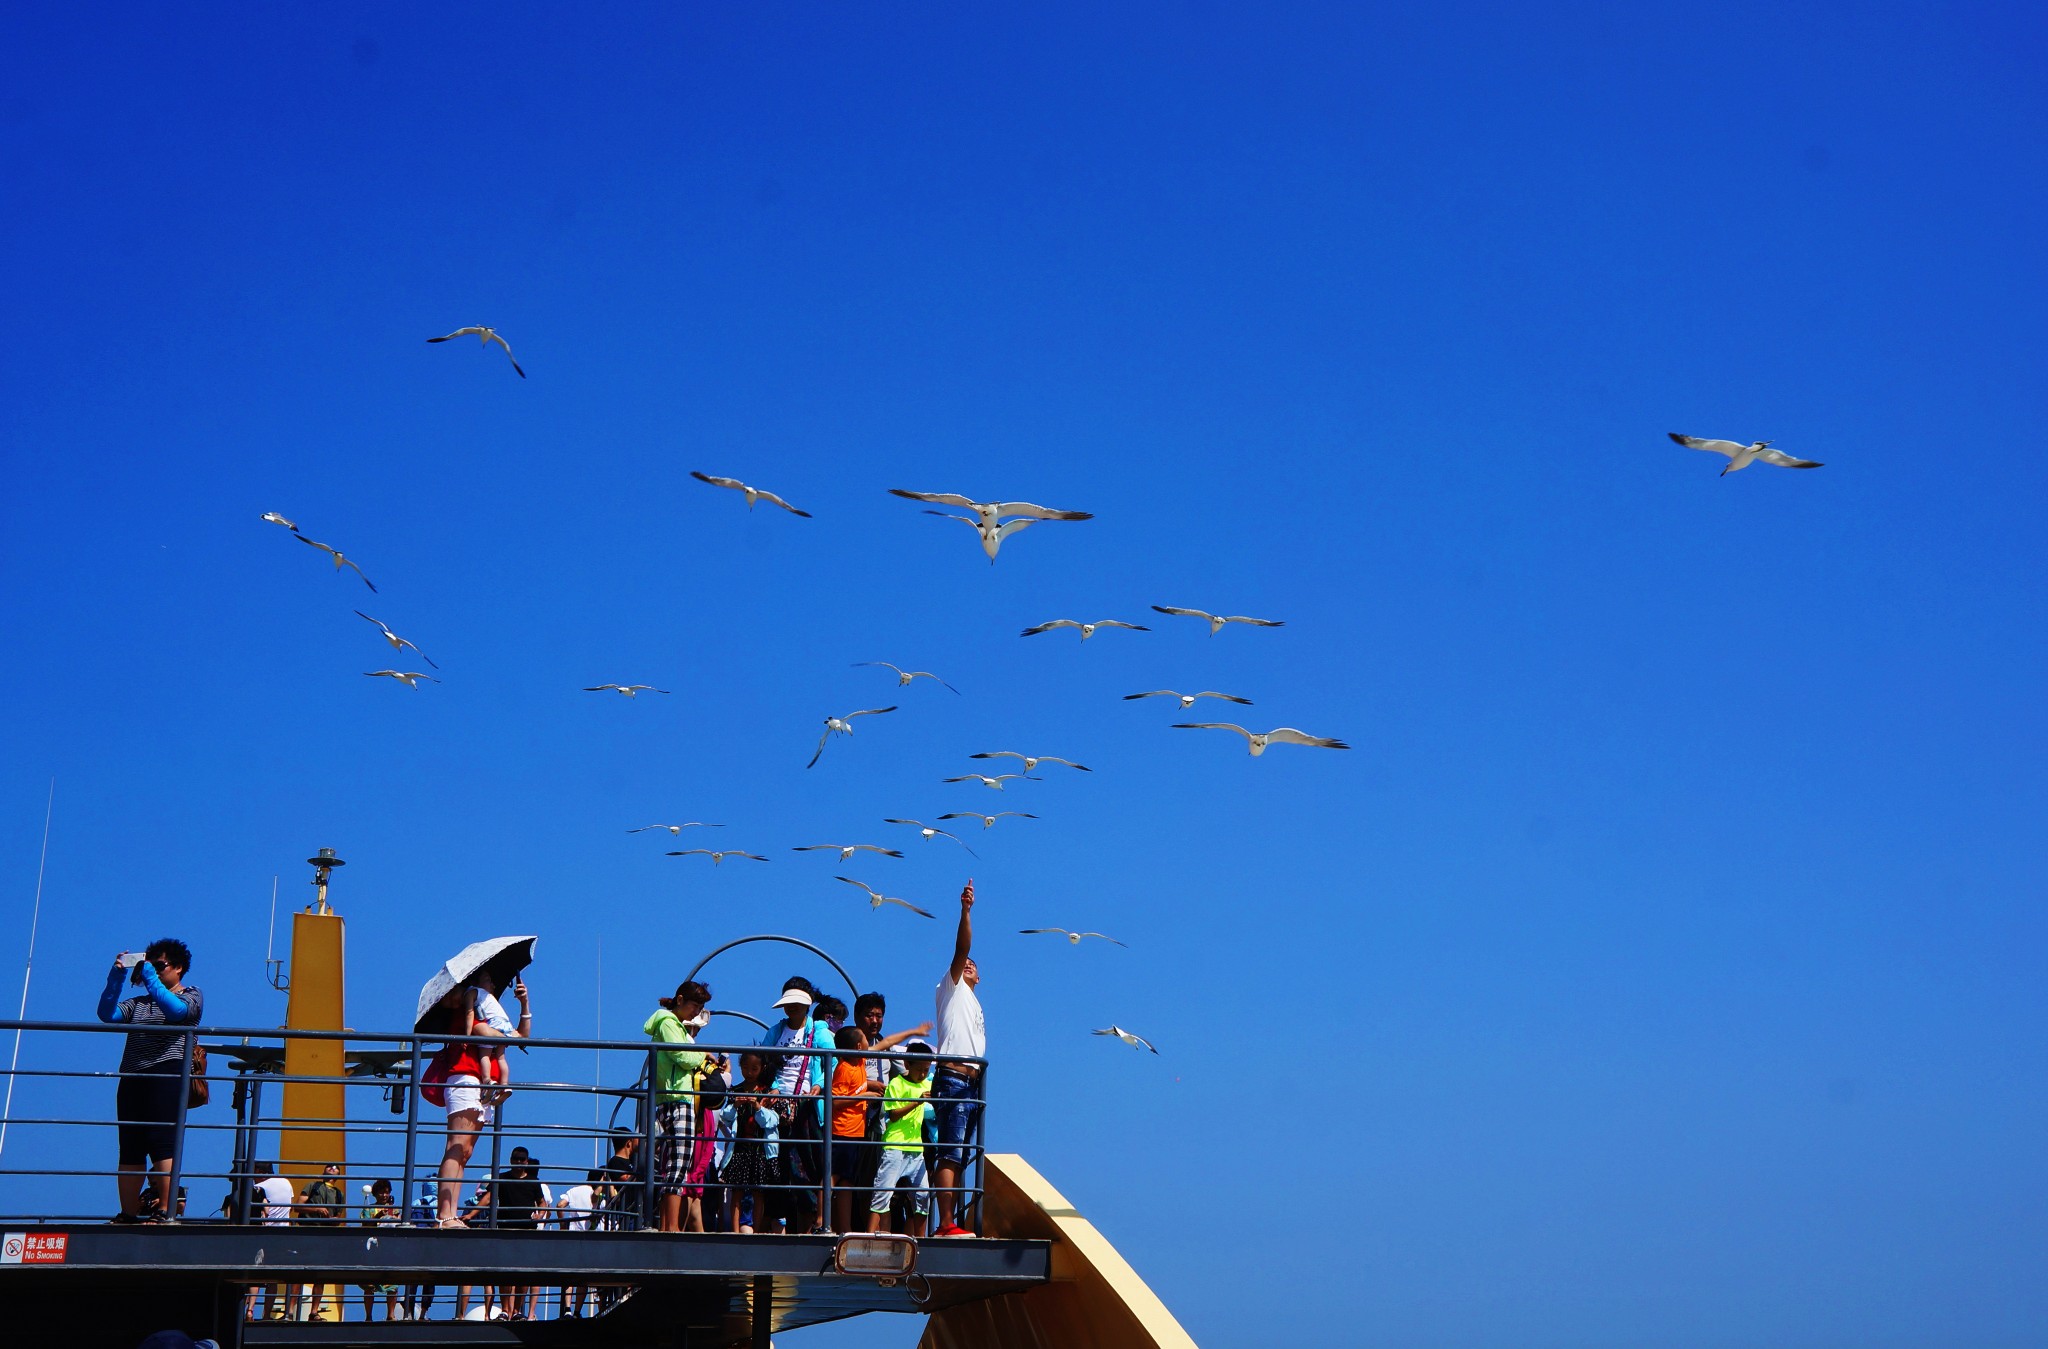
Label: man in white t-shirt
xmin=256 ymin=1161 xmax=295 ymax=1224
xmin=931 ymin=878 xmax=984 ymax=1236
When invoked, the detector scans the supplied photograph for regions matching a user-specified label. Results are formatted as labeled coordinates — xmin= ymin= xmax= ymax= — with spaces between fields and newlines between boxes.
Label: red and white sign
xmin=0 ymin=1232 xmax=67 ymax=1264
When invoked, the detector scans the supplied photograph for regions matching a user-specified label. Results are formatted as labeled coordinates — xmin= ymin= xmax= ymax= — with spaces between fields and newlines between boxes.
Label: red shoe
xmin=935 ymin=1224 xmax=973 ymax=1237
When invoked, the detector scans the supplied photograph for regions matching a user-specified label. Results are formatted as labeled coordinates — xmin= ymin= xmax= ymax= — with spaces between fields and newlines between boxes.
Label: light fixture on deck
xmin=834 ymin=1233 xmax=918 ymax=1282
xmin=306 ymin=848 xmax=345 ymax=914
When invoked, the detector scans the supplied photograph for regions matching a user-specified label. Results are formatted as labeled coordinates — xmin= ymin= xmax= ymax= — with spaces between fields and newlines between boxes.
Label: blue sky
xmin=3 ymin=3 xmax=2046 ymax=1345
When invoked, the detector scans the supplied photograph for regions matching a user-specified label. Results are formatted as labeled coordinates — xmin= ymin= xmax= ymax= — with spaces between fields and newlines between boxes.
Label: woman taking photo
xmin=96 ymin=940 xmax=203 ymax=1222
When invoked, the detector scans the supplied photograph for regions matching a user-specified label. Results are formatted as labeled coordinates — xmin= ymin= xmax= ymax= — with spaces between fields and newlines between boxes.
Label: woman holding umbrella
xmin=416 ymin=937 xmax=537 ymax=1228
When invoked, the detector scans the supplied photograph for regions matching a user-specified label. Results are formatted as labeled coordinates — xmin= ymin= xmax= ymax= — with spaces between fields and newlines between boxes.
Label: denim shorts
xmin=929 ymin=1071 xmax=982 ymax=1166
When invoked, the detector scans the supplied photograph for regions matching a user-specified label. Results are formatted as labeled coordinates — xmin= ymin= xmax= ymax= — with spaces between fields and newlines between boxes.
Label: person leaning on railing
xmin=96 ymin=939 xmax=204 ymax=1223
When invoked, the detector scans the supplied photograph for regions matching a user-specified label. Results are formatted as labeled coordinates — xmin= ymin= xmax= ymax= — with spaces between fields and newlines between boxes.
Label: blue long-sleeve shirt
xmin=99 ymin=961 xmax=202 ymax=1073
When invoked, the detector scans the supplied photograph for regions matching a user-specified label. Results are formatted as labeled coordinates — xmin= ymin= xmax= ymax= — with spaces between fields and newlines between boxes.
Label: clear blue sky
xmin=3 ymin=4 xmax=2045 ymax=1345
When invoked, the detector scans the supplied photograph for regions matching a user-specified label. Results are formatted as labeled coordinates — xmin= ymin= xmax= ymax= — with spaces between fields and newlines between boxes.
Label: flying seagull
xmin=365 ymin=670 xmax=438 ymax=689
xmin=1020 ymin=928 xmax=1125 ymax=946
xmin=853 ymin=661 xmax=959 ymax=694
xmin=354 ymin=611 xmax=438 ymax=669
xmin=1150 ymin=605 xmax=1285 ymax=635
xmin=792 ymin=843 xmax=906 ymax=861
xmin=807 ymin=706 xmax=897 ymax=769
xmin=664 ymin=849 xmax=770 ymax=866
xmin=1667 ymin=432 xmax=1822 ymax=474
xmin=585 ymin=684 xmax=671 ymax=697
xmin=1125 ymin=690 xmax=1253 ymax=709
xmin=426 ymin=326 xmax=524 ymax=378
xmin=1092 ymin=1025 xmax=1158 ymax=1054
xmin=260 ymin=512 xmax=298 ymax=531
xmin=917 ymin=510 xmax=1049 ymax=563
xmin=890 ymin=489 xmax=1092 ymax=563
xmin=882 ymin=819 xmax=979 ymax=856
xmin=939 ymin=811 xmax=1038 ymax=830
xmin=943 ymin=773 xmax=1038 ymax=791
xmin=689 ymin=471 xmax=812 ymax=517
xmin=627 ymin=823 xmax=725 ymax=834
xmin=970 ymin=751 xmax=1090 ymax=773
xmin=835 ymin=876 xmax=936 ymax=919
xmin=294 ymin=534 xmax=377 ymax=591
xmin=1019 ymin=619 xmax=1149 ymax=640
xmin=1172 ymin=723 xmax=1351 ymax=755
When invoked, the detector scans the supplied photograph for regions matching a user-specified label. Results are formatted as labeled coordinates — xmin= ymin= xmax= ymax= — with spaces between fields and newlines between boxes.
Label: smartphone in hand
xmin=116 ymin=952 xmax=146 ymax=969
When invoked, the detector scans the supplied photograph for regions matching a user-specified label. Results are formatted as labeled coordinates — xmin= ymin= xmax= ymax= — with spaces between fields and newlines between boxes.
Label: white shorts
xmin=444 ymin=1074 xmax=493 ymax=1125
xmin=870 ymin=1147 xmax=929 ymax=1215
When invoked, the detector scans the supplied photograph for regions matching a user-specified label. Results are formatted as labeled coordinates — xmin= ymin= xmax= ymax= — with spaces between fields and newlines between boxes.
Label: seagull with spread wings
xmin=426 ymin=326 xmax=525 ymax=377
xmin=915 ymin=510 xmax=1049 ymax=563
xmin=1019 ymin=619 xmax=1149 ymax=641
xmin=665 ymin=849 xmax=770 ymax=866
xmin=970 ymin=751 xmax=1090 ymax=773
xmin=1150 ymin=605 xmax=1285 ymax=635
xmin=689 ymin=471 xmax=812 ymax=517
xmin=294 ymin=533 xmax=377 ymax=591
xmin=260 ymin=512 xmax=298 ymax=531
xmin=882 ymin=819 xmax=979 ymax=856
xmin=1667 ymin=432 xmax=1823 ymax=474
xmin=627 ymin=823 xmax=724 ymax=834
xmin=889 ymin=489 xmax=1092 ymax=562
xmin=943 ymin=773 xmax=1037 ymax=791
xmin=853 ymin=662 xmax=959 ymax=694
xmin=354 ymin=611 xmax=438 ymax=669
xmin=807 ymin=706 xmax=897 ymax=769
xmin=792 ymin=843 xmax=906 ymax=861
xmin=1125 ymin=690 xmax=1253 ymax=709
xmin=585 ymin=684 xmax=671 ymax=697
xmin=939 ymin=811 xmax=1038 ymax=830
xmin=1092 ymin=1025 xmax=1158 ymax=1053
xmin=365 ymin=670 xmax=438 ymax=689
xmin=835 ymin=876 xmax=936 ymax=918
xmin=1021 ymin=928 xmax=1124 ymax=946
xmin=1173 ymin=723 xmax=1351 ymax=755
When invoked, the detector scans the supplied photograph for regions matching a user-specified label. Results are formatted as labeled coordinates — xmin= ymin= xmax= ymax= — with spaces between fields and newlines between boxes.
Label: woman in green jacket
xmin=643 ymin=980 xmax=711 ymax=1233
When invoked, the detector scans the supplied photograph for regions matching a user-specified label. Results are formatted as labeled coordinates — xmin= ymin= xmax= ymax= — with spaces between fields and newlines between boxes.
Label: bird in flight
xmin=940 ymin=811 xmax=1038 ymax=830
xmin=890 ymin=489 xmax=1092 ymax=563
xmin=294 ymin=534 xmax=377 ymax=591
xmin=808 ymin=706 xmax=897 ymax=769
xmin=1021 ymin=928 xmax=1125 ymax=946
xmin=916 ymin=510 xmax=1049 ymax=563
xmin=792 ymin=843 xmax=906 ymax=861
xmin=585 ymin=684 xmax=671 ymax=697
xmin=835 ymin=876 xmax=936 ymax=919
xmin=1125 ymin=690 xmax=1253 ymax=709
xmin=1019 ymin=619 xmax=1149 ymax=641
xmin=665 ymin=849 xmax=770 ymax=866
xmin=1173 ymin=723 xmax=1350 ymax=755
xmin=1092 ymin=1025 xmax=1158 ymax=1053
xmin=260 ymin=512 xmax=298 ymax=531
xmin=627 ymin=823 xmax=724 ymax=834
xmin=365 ymin=670 xmax=438 ymax=689
xmin=943 ymin=773 xmax=1037 ymax=791
xmin=970 ymin=751 xmax=1090 ymax=773
xmin=426 ymin=326 xmax=524 ymax=378
xmin=882 ymin=819 xmax=978 ymax=856
xmin=354 ymin=611 xmax=438 ymax=669
xmin=1150 ymin=605 xmax=1285 ymax=635
xmin=853 ymin=662 xmax=959 ymax=694
xmin=689 ymin=471 xmax=812 ymax=517
xmin=1667 ymin=433 xmax=1822 ymax=474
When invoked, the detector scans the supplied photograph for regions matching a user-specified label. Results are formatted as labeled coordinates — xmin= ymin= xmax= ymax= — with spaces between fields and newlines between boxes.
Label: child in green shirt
xmin=866 ymin=1042 xmax=934 ymax=1236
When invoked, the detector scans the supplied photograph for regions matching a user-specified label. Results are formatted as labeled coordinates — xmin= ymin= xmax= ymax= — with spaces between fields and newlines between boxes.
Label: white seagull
xmin=365 ymin=670 xmax=438 ymax=689
xmin=890 ymin=489 xmax=1092 ymax=563
xmin=1125 ymin=690 xmax=1253 ymax=709
xmin=1667 ymin=432 xmax=1823 ymax=474
xmin=917 ymin=510 xmax=1049 ymax=563
xmin=835 ymin=876 xmax=936 ymax=919
xmin=664 ymin=849 xmax=769 ymax=866
xmin=627 ymin=823 xmax=725 ymax=834
xmin=1173 ymin=723 xmax=1351 ymax=755
xmin=1020 ymin=928 xmax=1125 ymax=946
xmin=260 ymin=512 xmax=298 ymax=531
xmin=853 ymin=662 xmax=959 ymax=694
xmin=939 ymin=811 xmax=1039 ymax=830
xmin=943 ymin=773 xmax=1038 ymax=791
xmin=792 ymin=843 xmax=906 ymax=861
xmin=354 ymin=611 xmax=438 ymax=669
xmin=426 ymin=326 xmax=524 ymax=378
xmin=807 ymin=706 xmax=897 ymax=769
xmin=1150 ymin=605 xmax=1285 ymax=635
xmin=970 ymin=751 xmax=1090 ymax=773
xmin=1092 ymin=1025 xmax=1158 ymax=1054
xmin=294 ymin=533 xmax=377 ymax=591
xmin=585 ymin=684 xmax=671 ymax=697
xmin=1019 ymin=619 xmax=1149 ymax=640
xmin=882 ymin=819 xmax=979 ymax=857
xmin=689 ymin=471 xmax=812 ymax=518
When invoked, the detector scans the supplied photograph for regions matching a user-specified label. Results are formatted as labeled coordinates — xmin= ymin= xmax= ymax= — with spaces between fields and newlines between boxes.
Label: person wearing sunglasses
xmin=96 ymin=939 xmax=203 ymax=1222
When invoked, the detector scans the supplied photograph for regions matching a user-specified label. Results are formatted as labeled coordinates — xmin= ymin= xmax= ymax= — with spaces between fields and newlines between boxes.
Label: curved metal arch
xmin=707 ymin=1008 xmax=770 ymax=1031
xmin=684 ymin=934 xmax=861 ymax=1006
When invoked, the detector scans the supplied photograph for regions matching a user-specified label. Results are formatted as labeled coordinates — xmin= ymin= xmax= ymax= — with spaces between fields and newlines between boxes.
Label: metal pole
xmin=820 ymin=1045 xmax=833 ymax=1234
xmin=0 ymin=779 xmax=54 ymax=1160
xmin=486 ymin=1089 xmax=505 ymax=1229
xmin=244 ymin=1075 xmax=267 ymax=1225
xmin=641 ymin=1048 xmax=657 ymax=1231
xmin=751 ymin=1274 xmax=772 ymax=1349
xmin=970 ymin=1060 xmax=987 ymax=1236
xmin=164 ymin=1028 xmax=195 ymax=1223
xmin=398 ymin=1039 xmax=422 ymax=1225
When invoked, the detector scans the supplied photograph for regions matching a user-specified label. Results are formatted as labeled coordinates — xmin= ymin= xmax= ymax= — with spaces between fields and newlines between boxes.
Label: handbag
xmin=185 ymin=1042 xmax=209 ymax=1108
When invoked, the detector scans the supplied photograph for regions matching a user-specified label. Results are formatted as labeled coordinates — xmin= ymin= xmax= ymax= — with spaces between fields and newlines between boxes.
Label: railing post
xmin=820 ymin=1045 xmax=834 ymax=1235
xmin=163 ymin=1027 xmax=195 ymax=1223
xmin=641 ymin=1048 xmax=657 ymax=1231
xmin=971 ymin=1059 xmax=988 ymax=1236
xmin=398 ymin=1038 xmax=423 ymax=1226
xmin=486 ymin=1079 xmax=505 ymax=1229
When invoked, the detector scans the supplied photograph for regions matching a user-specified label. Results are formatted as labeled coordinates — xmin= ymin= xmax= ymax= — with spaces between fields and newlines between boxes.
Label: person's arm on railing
xmin=948 ymin=880 xmax=975 ymax=985
xmin=97 ymin=959 xmax=129 ymax=1022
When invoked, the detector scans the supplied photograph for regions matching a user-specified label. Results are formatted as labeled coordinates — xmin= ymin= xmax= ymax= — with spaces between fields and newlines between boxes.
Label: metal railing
xmin=0 ymin=1018 xmax=987 ymax=1319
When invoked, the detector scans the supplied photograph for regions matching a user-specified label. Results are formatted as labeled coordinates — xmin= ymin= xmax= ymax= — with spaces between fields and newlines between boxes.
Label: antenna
xmin=264 ymin=876 xmax=288 ymax=993
xmin=593 ymin=937 xmax=603 ymax=1168
xmin=0 ymin=780 xmax=56 ymax=1159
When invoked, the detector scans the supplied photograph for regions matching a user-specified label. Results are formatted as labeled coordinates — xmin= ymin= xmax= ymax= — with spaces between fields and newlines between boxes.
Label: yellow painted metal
xmin=919 ymin=1153 xmax=1199 ymax=1349
xmin=279 ymin=909 xmax=347 ymax=1184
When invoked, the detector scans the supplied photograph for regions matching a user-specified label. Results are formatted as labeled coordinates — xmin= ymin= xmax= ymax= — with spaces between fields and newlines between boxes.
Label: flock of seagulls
xmin=261 ymin=327 xmax=1825 ymax=1062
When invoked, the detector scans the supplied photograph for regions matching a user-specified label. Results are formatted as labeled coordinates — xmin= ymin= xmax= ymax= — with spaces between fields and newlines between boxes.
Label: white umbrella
xmin=415 ymin=935 xmax=539 ymax=1032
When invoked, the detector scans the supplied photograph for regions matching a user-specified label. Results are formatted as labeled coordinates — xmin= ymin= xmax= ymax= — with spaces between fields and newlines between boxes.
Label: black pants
xmin=116 ymin=1065 xmax=182 ymax=1166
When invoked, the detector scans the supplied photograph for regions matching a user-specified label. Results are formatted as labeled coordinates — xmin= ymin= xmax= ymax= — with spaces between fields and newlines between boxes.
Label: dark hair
xmin=255 ymin=1161 xmax=276 ymax=1175
xmin=854 ymin=992 xmax=885 ymax=1019
xmin=780 ymin=975 xmax=815 ymax=996
xmin=146 ymin=938 xmax=192 ymax=972
xmin=587 ymin=1167 xmax=605 ymax=1184
xmin=663 ymin=979 xmax=712 ymax=1010
xmin=904 ymin=1040 xmax=932 ymax=1056
xmin=609 ymin=1128 xmax=633 ymax=1151
xmin=371 ymin=1178 xmax=393 ymax=1197
xmin=835 ymin=1025 xmax=866 ymax=1050
xmin=814 ymin=995 xmax=847 ymax=1022
xmin=509 ymin=1146 xmax=530 ymax=1163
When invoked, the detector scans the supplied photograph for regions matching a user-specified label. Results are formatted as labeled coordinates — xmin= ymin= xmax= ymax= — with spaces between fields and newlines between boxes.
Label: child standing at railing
xmin=723 ymin=1052 xmax=779 ymax=1234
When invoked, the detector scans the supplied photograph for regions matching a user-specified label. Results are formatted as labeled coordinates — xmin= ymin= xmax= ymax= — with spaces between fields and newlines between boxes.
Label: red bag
xmin=419 ymin=1043 xmax=507 ymax=1108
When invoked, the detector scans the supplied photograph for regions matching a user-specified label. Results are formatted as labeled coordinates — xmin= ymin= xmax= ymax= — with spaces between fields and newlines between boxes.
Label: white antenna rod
xmin=263 ymin=876 xmax=285 ymax=992
xmin=593 ymin=937 xmax=603 ymax=1167
xmin=0 ymin=780 xmax=57 ymax=1159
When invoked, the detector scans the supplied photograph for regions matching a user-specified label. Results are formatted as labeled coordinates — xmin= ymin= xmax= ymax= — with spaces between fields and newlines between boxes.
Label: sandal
xmin=436 ymin=1217 xmax=468 ymax=1229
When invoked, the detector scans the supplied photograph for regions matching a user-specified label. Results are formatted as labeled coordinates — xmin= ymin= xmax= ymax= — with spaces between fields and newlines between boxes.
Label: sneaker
xmin=935 ymin=1224 xmax=973 ymax=1237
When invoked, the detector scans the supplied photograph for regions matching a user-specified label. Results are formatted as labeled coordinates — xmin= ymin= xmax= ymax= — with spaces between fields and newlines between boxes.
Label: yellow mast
xmin=280 ymin=849 xmax=347 ymax=1184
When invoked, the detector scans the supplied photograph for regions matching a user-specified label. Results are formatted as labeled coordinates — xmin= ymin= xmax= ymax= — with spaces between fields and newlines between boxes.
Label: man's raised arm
xmin=947 ymin=879 xmax=975 ymax=984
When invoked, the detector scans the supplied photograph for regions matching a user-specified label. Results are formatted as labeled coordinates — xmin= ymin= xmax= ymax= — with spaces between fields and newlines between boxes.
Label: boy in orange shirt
xmin=827 ymin=1026 xmax=879 ymax=1233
